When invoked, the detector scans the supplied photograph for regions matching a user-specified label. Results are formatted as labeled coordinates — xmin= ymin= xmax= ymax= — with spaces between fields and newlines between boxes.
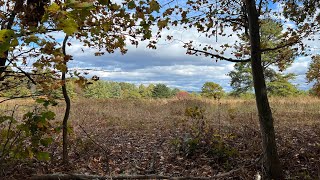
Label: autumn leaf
xmin=149 ymin=0 xmax=160 ymax=12
xmin=128 ymin=1 xmax=136 ymax=9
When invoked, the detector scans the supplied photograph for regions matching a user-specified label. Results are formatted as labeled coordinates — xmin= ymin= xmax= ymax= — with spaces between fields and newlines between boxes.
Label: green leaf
xmin=128 ymin=1 xmax=136 ymax=9
xmin=0 ymin=116 xmax=15 ymax=123
xmin=36 ymin=151 xmax=50 ymax=161
xmin=42 ymin=111 xmax=55 ymax=120
xmin=74 ymin=2 xmax=94 ymax=8
xmin=40 ymin=138 xmax=53 ymax=147
xmin=98 ymin=0 xmax=109 ymax=5
xmin=47 ymin=3 xmax=60 ymax=13
xmin=0 ymin=29 xmax=15 ymax=56
xmin=59 ymin=18 xmax=78 ymax=35
xmin=11 ymin=38 xmax=19 ymax=46
xmin=149 ymin=0 xmax=160 ymax=12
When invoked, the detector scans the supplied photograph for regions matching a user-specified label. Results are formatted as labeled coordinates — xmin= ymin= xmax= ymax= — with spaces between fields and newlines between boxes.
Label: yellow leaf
xmin=47 ymin=3 xmax=60 ymax=13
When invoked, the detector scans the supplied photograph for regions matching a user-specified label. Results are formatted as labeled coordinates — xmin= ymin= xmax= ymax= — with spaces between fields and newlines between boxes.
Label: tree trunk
xmin=244 ymin=0 xmax=283 ymax=179
xmin=61 ymin=35 xmax=71 ymax=164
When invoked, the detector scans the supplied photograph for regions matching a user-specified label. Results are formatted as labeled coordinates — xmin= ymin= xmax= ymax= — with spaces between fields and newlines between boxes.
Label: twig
xmin=30 ymin=173 xmax=236 ymax=180
xmin=6 ymin=58 xmax=37 ymax=85
xmin=78 ymin=123 xmax=110 ymax=172
xmin=78 ymin=124 xmax=110 ymax=155
xmin=0 ymin=105 xmax=18 ymax=156
xmin=146 ymin=139 xmax=165 ymax=174
xmin=0 ymin=95 xmax=38 ymax=104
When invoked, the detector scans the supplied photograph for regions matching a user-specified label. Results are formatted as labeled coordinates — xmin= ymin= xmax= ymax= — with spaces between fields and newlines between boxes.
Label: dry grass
xmin=1 ymin=97 xmax=320 ymax=179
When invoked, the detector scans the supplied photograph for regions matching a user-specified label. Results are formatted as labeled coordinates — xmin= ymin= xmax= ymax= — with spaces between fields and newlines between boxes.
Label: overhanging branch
xmin=188 ymin=48 xmax=251 ymax=63
xmin=6 ymin=58 xmax=37 ymax=85
xmin=261 ymin=41 xmax=297 ymax=53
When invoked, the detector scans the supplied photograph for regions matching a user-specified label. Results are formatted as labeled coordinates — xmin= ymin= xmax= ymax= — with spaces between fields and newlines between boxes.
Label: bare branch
xmin=0 ymin=95 xmax=37 ymax=104
xmin=6 ymin=58 xmax=37 ymax=85
xmin=188 ymin=48 xmax=251 ymax=63
xmin=258 ymin=0 xmax=263 ymax=15
xmin=12 ymin=48 xmax=36 ymax=59
xmin=261 ymin=41 xmax=297 ymax=53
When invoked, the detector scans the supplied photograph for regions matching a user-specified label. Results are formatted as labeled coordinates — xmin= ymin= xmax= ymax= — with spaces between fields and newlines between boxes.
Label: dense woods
xmin=0 ymin=0 xmax=319 ymax=179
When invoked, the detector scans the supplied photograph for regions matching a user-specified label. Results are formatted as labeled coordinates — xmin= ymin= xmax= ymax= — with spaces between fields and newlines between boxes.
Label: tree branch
xmin=30 ymin=154 xmax=263 ymax=179
xmin=261 ymin=41 xmax=297 ymax=53
xmin=0 ymin=95 xmax=37 ymax=104
xmin=258 ymin=0 xmax=263 ymax=15
xmin=6 ymin=58 xmax=37 ymax=85
xmin=30 ymin=172 xmax=237 ymax=180
xmin=188 ymin=48 xmax=251 ymax=62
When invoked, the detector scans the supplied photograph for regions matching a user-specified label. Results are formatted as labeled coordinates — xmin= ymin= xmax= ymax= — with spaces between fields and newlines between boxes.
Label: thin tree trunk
xmin=61 ymin=35 xmax=71 ymax=164
xmin=244 ymin=0 xmax=283 ymax=179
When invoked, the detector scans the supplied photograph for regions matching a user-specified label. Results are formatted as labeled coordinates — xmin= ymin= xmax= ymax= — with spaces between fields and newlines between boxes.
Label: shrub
xmin=176 ymin=91 xmax=189 ymax=100
xmin=0 ymin=99 xmax=58 ymax=165
xmin=171 ymin=106 xmax=238 ymax=163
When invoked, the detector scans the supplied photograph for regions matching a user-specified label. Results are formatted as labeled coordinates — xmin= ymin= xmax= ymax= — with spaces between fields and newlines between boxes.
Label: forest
xmin=0 ymin=0 xmax=320 ymax=179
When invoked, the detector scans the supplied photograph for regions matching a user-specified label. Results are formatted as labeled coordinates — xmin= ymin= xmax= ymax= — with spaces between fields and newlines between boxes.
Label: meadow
xmin=1 ymin=97 xmax=320 ymax=179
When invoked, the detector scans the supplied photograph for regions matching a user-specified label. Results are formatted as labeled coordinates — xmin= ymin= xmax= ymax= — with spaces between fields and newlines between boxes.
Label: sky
xmin=60 ymin=24 xmax=319 ymax=92
xmin=17 ymin=1 xmax=319 ymax=92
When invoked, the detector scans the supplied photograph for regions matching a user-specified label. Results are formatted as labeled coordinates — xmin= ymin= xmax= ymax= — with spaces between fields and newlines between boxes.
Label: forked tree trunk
xmin=245 ymin=0 xmax=283 ymax=179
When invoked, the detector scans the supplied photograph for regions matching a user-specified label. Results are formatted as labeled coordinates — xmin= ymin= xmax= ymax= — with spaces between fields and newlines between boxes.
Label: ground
xmin=1 ymin=97 xmax=320 ymax=179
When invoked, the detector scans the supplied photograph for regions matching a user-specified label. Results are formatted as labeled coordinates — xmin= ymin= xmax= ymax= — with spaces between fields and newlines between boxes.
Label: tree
xmin=267 ymin=73 xmax=301 ymax=97
xmin=118 ymin=82 xmax=141 ymax=99
xmin=201 ymin=82 xmax=224 ymax=99
xmin=171 ymin=88 xmax=181 ymax=97
xmin=306 ymin=55 xmax=320 ymax=97
xmin=159 ymin=0 xmax=318 ymax=178
xmin=0 ymin=0 xmax=161 ymax=164
xmin=228 ymin=19 xmax=295 ymax=96
xmin=228 ymin=62 xmax=253 ymax=96
xmin=229 ymin=64 xmax=300 ymax=97
xmin=84 ymin=81 xmax=121 ymax=98
xmin=138 ymin=84 xmax=149 ymax=98
xmin=152 ymin=84 xmax=171 ymax=98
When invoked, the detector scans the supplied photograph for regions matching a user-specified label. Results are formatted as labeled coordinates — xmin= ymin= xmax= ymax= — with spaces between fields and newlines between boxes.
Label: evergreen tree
xmin=152 ymin=84 xmax=171 ymax=98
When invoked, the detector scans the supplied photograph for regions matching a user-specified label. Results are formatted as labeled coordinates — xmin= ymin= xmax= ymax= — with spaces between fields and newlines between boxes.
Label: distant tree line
xmin=0 ymin=75 xmax=315 ymax=100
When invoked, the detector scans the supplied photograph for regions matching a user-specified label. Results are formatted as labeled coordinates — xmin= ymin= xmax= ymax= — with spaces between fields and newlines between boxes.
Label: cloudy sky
xmin=52 ymin=1 xmax=319 ymax=92
xmin=60 ymin=25 xmax=319 ymax=92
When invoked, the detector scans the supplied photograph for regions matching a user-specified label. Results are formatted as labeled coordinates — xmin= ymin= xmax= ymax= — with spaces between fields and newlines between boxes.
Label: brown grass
xmin=1 ymin=97 xmax=320 ymax=179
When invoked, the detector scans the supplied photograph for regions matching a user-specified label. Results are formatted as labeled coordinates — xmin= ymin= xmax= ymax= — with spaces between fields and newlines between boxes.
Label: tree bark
xmin=61 ymin=35 xmax=71 ymax=164
xmin=244 ymin=0 xmax=283 ymax=179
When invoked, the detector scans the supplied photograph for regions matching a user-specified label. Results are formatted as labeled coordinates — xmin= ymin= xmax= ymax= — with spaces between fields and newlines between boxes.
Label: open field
xmin=1 ymin=97 xmax=320 ymax=179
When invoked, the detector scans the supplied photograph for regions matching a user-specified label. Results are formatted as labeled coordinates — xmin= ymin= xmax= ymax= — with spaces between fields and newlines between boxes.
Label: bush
xmin=176 ymin=91 xmax=189 ymax=100
xmin=171 ymin=106 xmax=238 ymax=163
xmin=0 ymin=99 xmax=58 ymax=165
